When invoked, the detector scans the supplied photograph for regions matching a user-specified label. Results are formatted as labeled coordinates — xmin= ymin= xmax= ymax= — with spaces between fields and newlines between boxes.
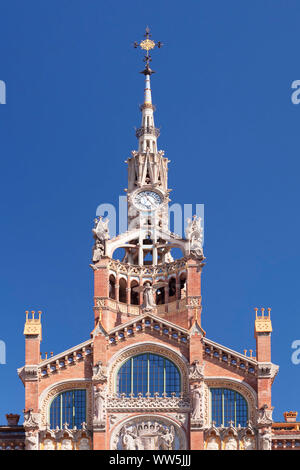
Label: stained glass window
xmin=117 ymin=353 xmax=180 ymax=397
xmin=210 ymin=388 xmax=248 ymax=427
xmin=49 ymin=389 xmax=86 ymax=429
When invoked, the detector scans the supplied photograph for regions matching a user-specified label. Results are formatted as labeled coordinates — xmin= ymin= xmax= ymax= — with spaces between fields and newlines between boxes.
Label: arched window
xmin=117 ymin=353 xmax=181 ymax=397
xmin=109 ymin=275 xmax=116 ymax=299
xmin=210 ymin=388 xmax=248 ymax=427
xmin=49 ymin=389 xmax=86 ymax=429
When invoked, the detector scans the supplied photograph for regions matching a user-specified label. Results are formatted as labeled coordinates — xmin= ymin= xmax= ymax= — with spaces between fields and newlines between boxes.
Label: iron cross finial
xmin=134 ymin=27 xmax=163 ymax=75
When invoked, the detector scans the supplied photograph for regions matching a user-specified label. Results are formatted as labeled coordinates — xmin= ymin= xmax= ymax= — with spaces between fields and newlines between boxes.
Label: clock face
xmin=134 ymin=190 xmax=162 ymax=211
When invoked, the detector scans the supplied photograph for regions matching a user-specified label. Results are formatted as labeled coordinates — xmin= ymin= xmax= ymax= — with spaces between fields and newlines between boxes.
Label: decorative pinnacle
xmin=134 ymin=27 xmax=163 ymax=75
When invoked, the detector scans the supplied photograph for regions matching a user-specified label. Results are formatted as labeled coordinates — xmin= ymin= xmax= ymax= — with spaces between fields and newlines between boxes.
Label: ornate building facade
xmin=1 ymin=30 xmax=300 ymax=451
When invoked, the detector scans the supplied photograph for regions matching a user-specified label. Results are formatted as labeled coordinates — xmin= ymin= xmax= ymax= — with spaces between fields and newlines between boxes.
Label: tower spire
xmin=134 ymin=27 xmax=163 ymax=154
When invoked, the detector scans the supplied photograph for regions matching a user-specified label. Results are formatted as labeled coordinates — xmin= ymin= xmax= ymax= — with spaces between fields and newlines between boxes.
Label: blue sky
xmin=0 ymin=0 xmax=300 ymax=423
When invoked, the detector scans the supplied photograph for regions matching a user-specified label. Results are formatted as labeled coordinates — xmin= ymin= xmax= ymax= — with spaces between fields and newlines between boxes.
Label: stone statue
xmin=164 ymin=251 xmax=174 ymax=263
xmin=159 ymin=426 xmax=175 ymax=450
xmin=191 ymin=383 xmax=203 ymax=422
xmin=185 ymin=215 xmax=203 ymax=258
xmin=78 ymin=438 xmax=90 ymax=450
xmin=133 ymin=281 xmax=167 ymax=311
xmin=122 ymin=427 xmax=137 ymax=450
xmin=93 ymin=216 xmax=110 ymax=241
xmin=43 ymin=439 xmax=55 ymax=450
xmin=206 ymin=437 xmax=219 ymax=450
xmin=260 ymin=429 xmax=272 ymax=450
xmin=61 ymin=438 xmax=73 ymax=450
xmin=25 ymin=431 xmax=38 ymax=450
xmin=94 ymin=385 xmax=106 ymax=424
xmin=224 ymin=436 xmax=238 ymax=450
xmin=243 ymin=436 xmax=255 ymax=450
xmin=92 ymin=239 xmax=104 ymax=263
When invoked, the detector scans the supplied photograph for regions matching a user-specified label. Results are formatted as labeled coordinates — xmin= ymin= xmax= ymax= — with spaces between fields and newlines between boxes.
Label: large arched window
xmin=117 ymin=353 xmax=181 ymax=397
xmin=49 ymin=389 xmax=86 ymax=429
xmin=210 ymin=388 xmax=248 ymax=427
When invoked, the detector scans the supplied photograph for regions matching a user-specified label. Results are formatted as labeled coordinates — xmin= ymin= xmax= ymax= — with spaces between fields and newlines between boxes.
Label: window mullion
xmin=147 ymin=354 xmax=150 ymax=395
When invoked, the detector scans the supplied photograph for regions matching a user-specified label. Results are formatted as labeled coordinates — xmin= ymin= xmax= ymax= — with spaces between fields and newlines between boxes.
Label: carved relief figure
xmin=25 ymin=432 xmax=38 ymax=450
xmin=92 ymin=239 xmax=104 ymax=263
xmin=122 ymin=427 xmax=137 ymax=450
xmin=61 ymin=438 xmax=73 ymax=450
xmin=78 ymin=438 xmax=90 ymax=450
xmin=159 ymin=426 xmax=175 ymax=450
xmin=243 ymin=436 xmax=255 ymax=450
xmin=206 ymin=437 xmax=219 ymax=450
xmin=260 ymin=429 xmax=272 ymax=450
xmin=224 ymin=436 xmax=238 ymax=450
xmin=43 ymin=438 xmax=55 ymax=450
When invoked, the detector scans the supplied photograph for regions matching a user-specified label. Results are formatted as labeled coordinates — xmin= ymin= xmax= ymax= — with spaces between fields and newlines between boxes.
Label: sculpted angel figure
xmin=93 ymin=216 xmax=110 ymax=241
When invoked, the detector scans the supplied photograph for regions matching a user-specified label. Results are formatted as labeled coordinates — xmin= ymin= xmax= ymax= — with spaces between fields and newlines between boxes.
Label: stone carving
xmin=259 ymin=429 xmax=272 ymax=450
xmin=191 ymin=383 xmax=204 ymax=424
xmin=122 ymin=427 xmax=139 ymax=450
xmin=92 ymin=239 xmax=104 ymax=263
xmin=185 ymin=215 xmax=203 ymax=258
xmin=206 ymin=436 xmax=220 ymax=450
xmin=43 ymin=438 xmax=55 ymax=450
xmin=243 ymin=435 xmax=255 ymax=450
xmin=25 ymin=431 xmax=38 ymax=450
xmin=23 ymin=409 xmax=40 ymax=430
xmin=189 ymin=360 xmax=204 ymax=380
xmin=92 ymin=360 xmax=107 ymax=382
xmin=40 ymin=426 xmax=91 ymax=450
xmin=106 ymin=394 xmax=190 ymax=412
xmin=78 ymin=438 xmax=90 ymax=450
xmin=94 ymin=385 xmax=106 ymax=427
xmin=205 ymin=424 xmax=256 ymax=451
xmin=256 ymin=404 xmax=273 ymax=426
xmin=133 ymin=281 xmax=167 ymax=311
xmin=119 ymin=421 xmax=175 ymax=450
xmin=224 ymin=436 xmax=238 ymax=450
xmin=61 ymin=438 xmax=73 ymax=450
xmin=93 ymin=216 xmax=110 ymax=241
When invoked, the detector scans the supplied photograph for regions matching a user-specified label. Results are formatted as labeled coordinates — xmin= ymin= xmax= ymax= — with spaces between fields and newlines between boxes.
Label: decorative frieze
xmin=106 ymin=394 xmax=190 ymax=412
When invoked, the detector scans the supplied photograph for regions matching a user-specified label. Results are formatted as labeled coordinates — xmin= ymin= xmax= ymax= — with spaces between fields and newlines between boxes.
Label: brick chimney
xmin=6 ymin=414 xmax=20 ymax=426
